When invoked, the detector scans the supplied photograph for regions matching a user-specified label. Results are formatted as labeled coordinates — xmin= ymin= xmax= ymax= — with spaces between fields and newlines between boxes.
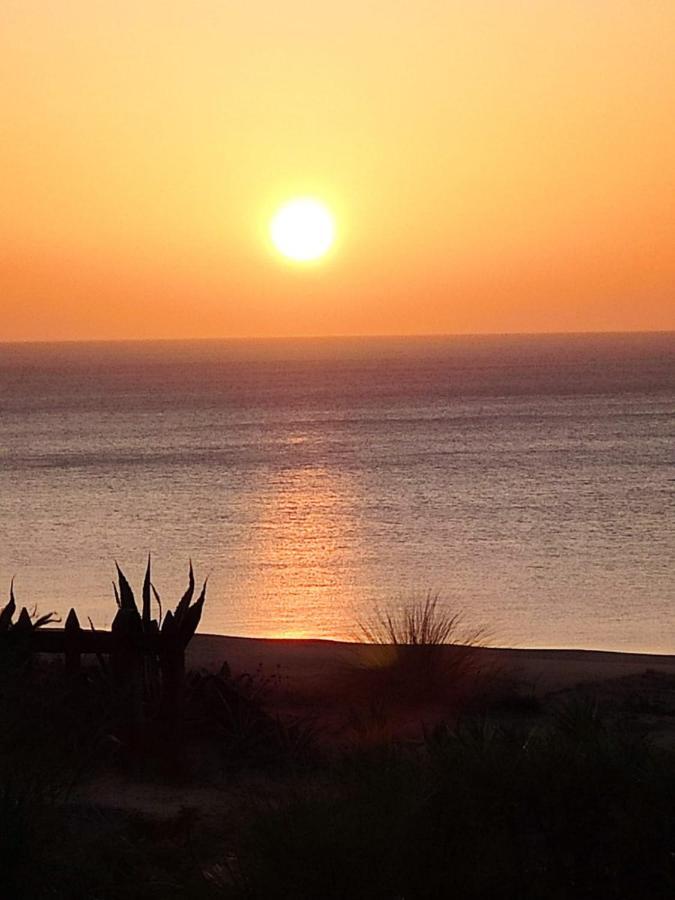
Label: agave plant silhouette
xmin=111 ymin=555 xmax=207 ymax=648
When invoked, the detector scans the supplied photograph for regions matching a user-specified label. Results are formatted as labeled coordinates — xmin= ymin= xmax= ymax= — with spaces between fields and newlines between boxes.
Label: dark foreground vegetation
xmin=1 ymin=574 xmax=674 ymax=898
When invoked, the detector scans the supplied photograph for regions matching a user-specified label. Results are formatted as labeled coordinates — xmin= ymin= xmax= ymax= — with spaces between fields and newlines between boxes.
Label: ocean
xmin=1 ymin=332 xmax=673 ymax=652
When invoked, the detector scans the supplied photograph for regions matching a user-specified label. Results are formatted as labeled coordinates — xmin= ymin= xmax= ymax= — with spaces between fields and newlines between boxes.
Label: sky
xmin=1 ymin=1 xmax=674 ymax=342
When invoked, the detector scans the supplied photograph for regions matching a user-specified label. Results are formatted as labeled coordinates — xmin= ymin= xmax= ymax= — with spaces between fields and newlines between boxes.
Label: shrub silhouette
xmin=355 ymin=591 xmax=487 ymax=707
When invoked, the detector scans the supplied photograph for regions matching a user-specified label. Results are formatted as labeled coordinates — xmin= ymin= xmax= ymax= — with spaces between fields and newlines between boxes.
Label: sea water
xmin=1 ymin=333 xmax=673 ymax=652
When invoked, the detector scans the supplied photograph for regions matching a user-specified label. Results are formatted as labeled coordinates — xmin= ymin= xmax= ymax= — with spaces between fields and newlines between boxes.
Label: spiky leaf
xmin=0 ymin=578 xmax=17 ymax=632
xmin=32 ymin=612 xmax=58 ymax=630
xmin=111 ymin=605 xmax=142 ymax=639
xmin=151 ymin=582 xmax=163 ymax=627
xmin=142 ymin=553 xmax=152 ymax=627
xmin=115 ymin=563 xmax=138 ymax=613
xmin=174 ymin=560 xmax=195 ymax=626
xmin=161 ymin=609 xmax=176 ymax=638
xmin=178 ymin=578 xmax=207 ymax=648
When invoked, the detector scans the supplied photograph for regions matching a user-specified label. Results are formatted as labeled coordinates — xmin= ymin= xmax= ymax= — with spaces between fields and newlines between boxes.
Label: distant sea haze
xmin=1 ymin=332 xmax=673 ymax=653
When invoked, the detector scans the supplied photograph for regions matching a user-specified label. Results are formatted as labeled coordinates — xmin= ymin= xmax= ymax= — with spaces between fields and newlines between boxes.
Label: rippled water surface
xmin=1 ymin=333 xmax=673 ymax=651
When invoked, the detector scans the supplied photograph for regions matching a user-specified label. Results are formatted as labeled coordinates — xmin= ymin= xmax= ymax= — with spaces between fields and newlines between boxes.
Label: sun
xmin=269 ymin=198 xmax=335 ymax=263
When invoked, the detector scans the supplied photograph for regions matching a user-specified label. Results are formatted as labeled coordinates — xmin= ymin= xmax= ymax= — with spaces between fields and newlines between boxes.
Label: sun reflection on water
xmin=233 ymin=463 xmax=363 ymax=639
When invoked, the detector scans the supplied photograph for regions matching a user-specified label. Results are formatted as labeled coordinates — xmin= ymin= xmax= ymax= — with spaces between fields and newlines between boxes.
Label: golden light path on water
xmin=228 ymin=458 xmax=363 ymax=640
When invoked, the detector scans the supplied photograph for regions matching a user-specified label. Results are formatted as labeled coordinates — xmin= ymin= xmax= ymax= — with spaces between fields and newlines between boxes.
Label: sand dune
xmin=188 ymin=634 xmax=675 ymax=697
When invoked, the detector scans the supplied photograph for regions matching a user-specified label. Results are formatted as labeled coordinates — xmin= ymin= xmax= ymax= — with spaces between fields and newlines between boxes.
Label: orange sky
xmin=1 ymin=1 xmax=674 ymax=341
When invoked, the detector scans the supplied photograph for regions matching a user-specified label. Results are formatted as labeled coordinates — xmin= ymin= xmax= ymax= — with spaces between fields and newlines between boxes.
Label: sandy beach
xmin=188 ymin=634 xmax=675 ymax=697
xmin=67 ymin=636 xmax=675 ymax=821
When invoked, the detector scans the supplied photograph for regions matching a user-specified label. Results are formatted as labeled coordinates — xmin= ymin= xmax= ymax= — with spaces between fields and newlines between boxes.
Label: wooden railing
xmin=1 ymin=608 xmax=187 ymax=722
xmin=0 ymin=561 xmax=207 ymax=749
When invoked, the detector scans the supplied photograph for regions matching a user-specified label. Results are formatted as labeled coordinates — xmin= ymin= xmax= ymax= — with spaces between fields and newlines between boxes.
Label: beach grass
xmin=351 ymin=591 xmax=489 ymax=711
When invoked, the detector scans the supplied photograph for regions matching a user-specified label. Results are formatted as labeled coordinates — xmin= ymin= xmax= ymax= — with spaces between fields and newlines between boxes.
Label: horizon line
xmin=2 ymin=327 xmax=674 ymax=347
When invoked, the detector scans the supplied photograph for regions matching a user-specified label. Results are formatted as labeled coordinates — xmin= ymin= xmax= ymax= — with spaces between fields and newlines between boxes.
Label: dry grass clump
xmin=353 ymin=591 xmax=488 ymax=710
xmin=359 ymin=590 xmax=483 ymax=647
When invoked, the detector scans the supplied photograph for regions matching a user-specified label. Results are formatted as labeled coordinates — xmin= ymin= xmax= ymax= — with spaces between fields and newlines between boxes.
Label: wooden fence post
xmin=64 ymin=608 xmax=81 ymax=677
xmin=10 ymin=607 xmax=34 ymax=664
xmin=14 ymin=607 xmax=32 ymax=634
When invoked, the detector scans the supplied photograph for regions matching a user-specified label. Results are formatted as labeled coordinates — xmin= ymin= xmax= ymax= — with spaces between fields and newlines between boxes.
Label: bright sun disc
xmin=270 ymin=198 xmax=335 ymax=262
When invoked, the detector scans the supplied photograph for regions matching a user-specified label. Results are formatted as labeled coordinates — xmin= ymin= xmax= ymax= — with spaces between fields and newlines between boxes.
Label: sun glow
xmin=269 ymin=198 xmax=335 ymax=263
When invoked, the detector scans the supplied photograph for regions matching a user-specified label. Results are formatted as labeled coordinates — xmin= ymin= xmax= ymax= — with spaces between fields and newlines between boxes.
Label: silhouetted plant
xmin=112 ymin=556 xmax=207 ymax=648
xmin=102 ymin=558 xmax=208 ymax=771
xmin=218 ymin=708 xmax=675 ymax=900
xmin=359 ymin=591 xmax=476 ymax=647
xmin=184 ymin=665 xmax=320 ymax=772
xmin=354 ymin=591 xmax=487 ymax=707
xmin=0 ymin=578 xmax=57 ymax=634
